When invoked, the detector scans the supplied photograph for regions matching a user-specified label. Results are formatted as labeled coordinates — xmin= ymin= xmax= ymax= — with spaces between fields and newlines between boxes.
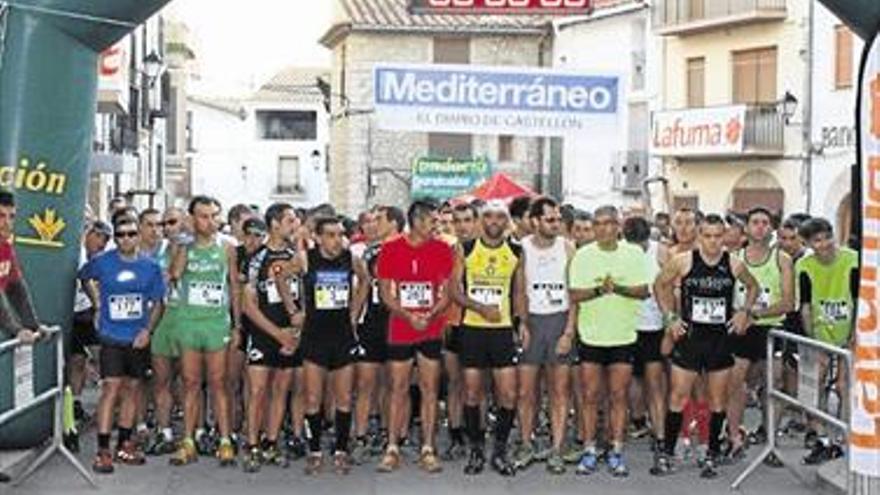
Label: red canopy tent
xmin=455 ymin=172 xmax=536 ymax=204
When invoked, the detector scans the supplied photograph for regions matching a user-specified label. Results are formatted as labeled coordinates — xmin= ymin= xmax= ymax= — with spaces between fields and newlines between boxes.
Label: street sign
xmin=411 ymin=156 xmax=491 ymax=200
xmin=409 ymin=0 xmax=591 ymax=15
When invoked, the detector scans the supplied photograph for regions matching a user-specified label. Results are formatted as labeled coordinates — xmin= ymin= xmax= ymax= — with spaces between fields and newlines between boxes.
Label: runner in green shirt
xmin=568 ymin=205 xmax=651 ymax=477
xmin=796 ymin=217 xmax=858 ymax=466
xmin=168 ymin=196 xmax=241 ymax=467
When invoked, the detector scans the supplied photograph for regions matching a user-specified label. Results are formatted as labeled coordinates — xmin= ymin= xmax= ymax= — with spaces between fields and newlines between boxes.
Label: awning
xmin=456 ymin=172 xmax=536 ymax=203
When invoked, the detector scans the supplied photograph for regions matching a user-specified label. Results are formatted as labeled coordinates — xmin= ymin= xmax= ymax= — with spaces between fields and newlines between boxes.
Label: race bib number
xmin=756 ymin=287 xmax=772 ymax=310
xmin=188 ymin=281 xmax=224 ymax=307
xmin=266 ymin=278 xmax=300 ymax=305
xmin=315 ymin=271 xmax=350 ymax=310
xmin=468 ymin=285 xmax=503 ymax=308
xmin=108 ymin=294 xmax=143 ymax=321
xmin=691 ymin=296 xmax=726 ymax=325
xmin=819 ymin=301 xmax=849 ymax=323
xmin=531 ymin=282 xmax=566 ymax=308
xmin=400 ymin=282 xmax=433 ymax=309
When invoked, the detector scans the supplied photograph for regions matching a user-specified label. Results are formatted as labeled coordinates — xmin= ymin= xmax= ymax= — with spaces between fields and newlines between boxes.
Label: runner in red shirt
xmin=375 ymin=199 xmax=454 ymax=474
xmin=0 ymin=191 xmax=41 ymax=344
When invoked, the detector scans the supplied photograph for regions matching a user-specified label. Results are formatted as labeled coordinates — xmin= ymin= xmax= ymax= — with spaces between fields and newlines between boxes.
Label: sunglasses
xmin=161 ymin=219 xmax=180 ymax=227
xmin=115 ymin=231 xmax=139 ymax=239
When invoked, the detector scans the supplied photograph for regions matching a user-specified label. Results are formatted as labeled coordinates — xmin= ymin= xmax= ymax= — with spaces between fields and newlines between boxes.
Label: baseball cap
xmin=243 ymin=217 xmax=267 ymax=236
xmin=481 ymin=199 xmax=509 ymax=217
xmin=88 ymin=220 xmax=113 ymax=239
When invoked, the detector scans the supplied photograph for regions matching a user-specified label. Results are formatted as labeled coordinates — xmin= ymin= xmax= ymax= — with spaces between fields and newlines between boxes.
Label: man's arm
xmin=227 ymin=246 xmax=242 ymax=329
xmin=654 ymin=253 xmax=682 ymax=316
xmin=242 ymin=284 xmax=295 ymax=348
xmin=350 ymin=255 xmax=370 ymax=327
xmin=732 ymin=257 xmax=760 ymax=315
xmin=568 ymin=251 xmax=601 ymax=305
xmin=755 ymin=250 xmax=795 ymax=319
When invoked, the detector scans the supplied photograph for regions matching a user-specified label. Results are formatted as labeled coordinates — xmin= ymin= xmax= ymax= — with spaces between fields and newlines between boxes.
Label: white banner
xmin=373 ymin=63 xmax=619 ymax=137
xmin=651 ymin=105 xmax=747 ymax=157
xmin=13 ymin=345 xmax=34 ymax=408
xmin=854 ymin=33 xmax=880 ymax=477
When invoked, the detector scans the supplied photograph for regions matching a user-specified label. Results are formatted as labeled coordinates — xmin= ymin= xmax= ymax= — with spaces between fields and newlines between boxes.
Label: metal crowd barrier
xmin=732 ymin=329 xmax=852 ymax=492
xmin=0 ymin=326 xmax=95 ymax=487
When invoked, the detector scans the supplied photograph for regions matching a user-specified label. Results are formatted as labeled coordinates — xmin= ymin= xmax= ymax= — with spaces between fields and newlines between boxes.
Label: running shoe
xmin=169 ymin=438 xmax=198 ymax=466
xmin=490 ymin=450 xmax=516 ymax=477
xmin=607 ymin=452 xmax=629 ymax=477
xmin=217 ymin=439 xmax=236 ymax=467
xmin=115 ymin=440 xmax=146 ymax=465
xmin=304 ymin=452 xmax=324 ymax=475
xmin=650 ymin=452 xmax=674 ymax=476
xmin=575 ymin=451 xmax=598 ymax=475
xmin=546 ymin=450 xmax=566 ymax=475
xmin=463 ymin=448 xmax=485 ymax=475
xmin=418 ymin=446 xmax=443 ymax=474
xmin=243 ymin=447 xmax=261 ymax=473
xmin=333 ymin=451 xmax=352 ymax=475
xmin=262 ymin=444 xmax=289 ymax=468
xmin=700 ymin=456 xmax=719 ymax=479
xmin=351 ymin=437 xmax=371 ymax=465
xmin=92 ymin=449 xmax=114 ymax=474
xmin=376 ymin=447 xmax=401 ymax=473
xmin=442 ymin=440 xmax=468 ymax=461
xmin=512 ymin=442 xmax=535 ymax=470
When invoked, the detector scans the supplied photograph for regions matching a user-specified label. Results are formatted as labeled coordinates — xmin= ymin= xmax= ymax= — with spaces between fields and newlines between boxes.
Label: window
xmin=431 ymin=38 xmax=471 ymax=159
xmin=498 ymin=135 xmax=514 ymax=162
xmin=686 ymin=57 xmax=705 ymax=108
xmin=276 ymin=156 xmax=301 ymax=194
xmin=835 ymin=25 xmax=854 ymax=89
xmin=257 ymin=110 xmax=317 ymax=141
xmin=688 ymin=0 xmax=705 ymax=21
xmin=433 ymin=37 xmax=470 ymax=64
xmin=732 ymin=47 xmax=777 ymax=104
xmin=429 ymin=133 xmax=472 ymax=159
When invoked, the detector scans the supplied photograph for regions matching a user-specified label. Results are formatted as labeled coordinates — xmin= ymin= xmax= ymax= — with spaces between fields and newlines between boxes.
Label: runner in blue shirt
xmin=78 ymin=216 xmax=166 ymax=474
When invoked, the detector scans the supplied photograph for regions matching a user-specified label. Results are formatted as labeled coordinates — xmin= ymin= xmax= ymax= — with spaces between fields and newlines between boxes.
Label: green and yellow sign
xmin=411 ymin=156 xmax=492 ymax=200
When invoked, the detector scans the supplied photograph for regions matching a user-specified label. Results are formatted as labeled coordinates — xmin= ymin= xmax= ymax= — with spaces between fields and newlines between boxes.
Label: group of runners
xmin=56 ymin=192 xmax=858 ymax=480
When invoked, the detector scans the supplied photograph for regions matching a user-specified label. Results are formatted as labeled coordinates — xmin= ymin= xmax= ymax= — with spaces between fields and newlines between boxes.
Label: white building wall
xmin=811 ymin=1 xmax=861 ymax=228
xmin=189 ymin=98 xmax=330 ymax=212
xmin=553 ymin=5 xmax=654 ymax=211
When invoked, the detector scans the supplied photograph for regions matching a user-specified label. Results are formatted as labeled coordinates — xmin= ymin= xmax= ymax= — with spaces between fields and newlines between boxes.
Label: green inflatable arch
xmin=0 ymin=0 xmax=171 ymax=448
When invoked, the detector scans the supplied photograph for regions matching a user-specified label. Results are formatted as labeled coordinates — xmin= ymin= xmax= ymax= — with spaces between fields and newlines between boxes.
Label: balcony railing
xmin=654 ymin=0 xmax=786 ymax=36
xmin=743 ymin=103 xmax=784 ymax=154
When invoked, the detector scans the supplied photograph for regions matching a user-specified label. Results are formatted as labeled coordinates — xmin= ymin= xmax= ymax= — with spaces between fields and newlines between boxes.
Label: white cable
xmin=3 ymin=2 xmax=136 ymax=28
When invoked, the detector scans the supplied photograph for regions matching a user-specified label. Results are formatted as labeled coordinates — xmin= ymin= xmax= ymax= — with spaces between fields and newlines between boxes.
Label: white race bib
xmin=530 ymin=282 xmax=566 ymax=308
xmin=691 ymin=296 xmax=726 ymax=325
xmin=468 ymin=285 xmax=503 ymax=308
xmin=188 ymin=281 xmax=224 ymax=307
xmin=756 ymin=287 xmax=772 ymax=310
xmin=108 ymin=294 xmax=143 ymax=321
xmin=820 ymin=301 xmax=849 ymax=323
xmin=400 ymin=282 xmax=433 ymax=309
xmin=315 ymin=271 xmax=350 ymax=310
xmin=267 ymin=278 xmax=299 ymax=305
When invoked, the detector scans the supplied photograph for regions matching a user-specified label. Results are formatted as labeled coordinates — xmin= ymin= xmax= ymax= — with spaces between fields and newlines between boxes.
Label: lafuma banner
xmin=854 ymin=32 xmax=880 ymax=478
xmin=373 ymin=63 xmax=619 ymax=137
xmin=651 ymin=105 xmax=747 ymax=157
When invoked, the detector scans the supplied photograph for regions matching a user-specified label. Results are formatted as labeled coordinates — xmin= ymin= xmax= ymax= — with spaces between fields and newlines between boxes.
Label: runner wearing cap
xmin=68 ymin=220 xmax=112 ymax=440
xmin=452 ymin=199 xmax=527 ymax=477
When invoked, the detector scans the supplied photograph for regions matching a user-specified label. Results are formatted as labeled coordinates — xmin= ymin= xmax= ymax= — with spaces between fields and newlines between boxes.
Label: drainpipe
xmin=0 ymin=0 xmax=172 ymax=448
xmin=803 ymin=0 xmax=815 ymax=213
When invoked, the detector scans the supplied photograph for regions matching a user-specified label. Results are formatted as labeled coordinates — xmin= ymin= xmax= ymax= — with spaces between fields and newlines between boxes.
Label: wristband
xmin=663 ymin=312 xmax=680 ymax=327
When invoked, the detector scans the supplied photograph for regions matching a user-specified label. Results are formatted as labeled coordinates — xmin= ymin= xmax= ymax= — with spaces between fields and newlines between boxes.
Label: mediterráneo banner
xmin=373 ymin=63 xmax=620 ymax=137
